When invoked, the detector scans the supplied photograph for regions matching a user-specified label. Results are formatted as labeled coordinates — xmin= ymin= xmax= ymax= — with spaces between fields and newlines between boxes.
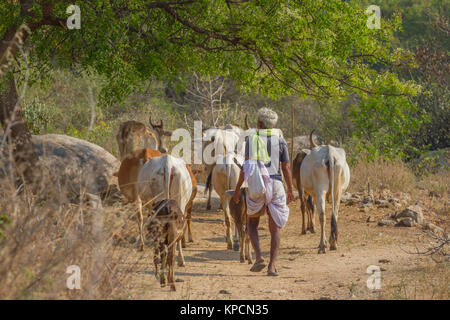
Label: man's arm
xmin=281 ymin=161 xmax=295 ymax=204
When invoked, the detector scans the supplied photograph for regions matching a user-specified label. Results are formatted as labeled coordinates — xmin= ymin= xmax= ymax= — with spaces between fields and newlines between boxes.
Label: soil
xmin=113 ymin=186 xmax=448 ymax=300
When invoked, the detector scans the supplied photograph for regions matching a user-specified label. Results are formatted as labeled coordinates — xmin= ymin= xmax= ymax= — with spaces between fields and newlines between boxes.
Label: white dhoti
xmin=244 ymin=161 xmax=290 ymax=228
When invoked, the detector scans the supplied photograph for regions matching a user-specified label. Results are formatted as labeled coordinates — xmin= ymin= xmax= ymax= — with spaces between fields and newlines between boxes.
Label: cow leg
xmin=300 ymin=193 xmax=307 ymax=235
xmin=330 ymin=177 xmax=343 ymax=251
xmin=233 ymin=225 xmax=240 ymax=251
xmin=222 ymin=199 xmax=233 ymax=250
xmin=185 ymin=197 xmax=195 ymax=243
xmin=307 ymin=195 xmax=316 ymax=233
xmin=239 ymin=229 xmax=246 ymax=263
xmin=159 ymin=244 xmax=167 ymax=287
xmin=206 ymin=172 xmax=213 ymax=210
xmin=186 ymin=217 xmax=193 ymax=243
xmin=315 ymin=193 xmax=327 ymax=254
xmin=153 ymin=247 xmax=160 ymax=279
xmin=137 ymin=197 xmax=145 ymax=252
xmin=167 ymin=229 xmax=177 ymax=291
xmin=177 ymin=240 xmax=186 ymax=267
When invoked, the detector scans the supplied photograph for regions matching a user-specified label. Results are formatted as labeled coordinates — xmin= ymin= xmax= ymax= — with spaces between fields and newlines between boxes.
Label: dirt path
xmin=114 ymin=188 xmax=443 ymax=300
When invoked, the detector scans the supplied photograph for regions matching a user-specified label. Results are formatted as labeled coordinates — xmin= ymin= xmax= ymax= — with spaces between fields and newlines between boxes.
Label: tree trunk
xmin=0 ymin=72 xmax=39 ymax=184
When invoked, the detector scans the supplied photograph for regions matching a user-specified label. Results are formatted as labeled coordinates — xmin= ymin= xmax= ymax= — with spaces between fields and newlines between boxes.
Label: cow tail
xmin=205 ymin=170 xmax=212 ymax=195
xmin=164 ymin=162 xmax=173 ymax=200
xmin=328 ymin=148 xmax=337 ymax=232
xmin=226 ymin=161 xmax=232 ymax=191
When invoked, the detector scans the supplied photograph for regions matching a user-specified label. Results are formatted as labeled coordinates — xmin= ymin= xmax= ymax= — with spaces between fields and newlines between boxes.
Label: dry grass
xmin=379 ymin=261 xmax=449 ymax=300
xmin=0 ymin=171 xmax=142 ymax=299
xmin=0 ymin=153 xmax=447 ymax=299
xmin=349 ymin=157 xmax=417 ymax=194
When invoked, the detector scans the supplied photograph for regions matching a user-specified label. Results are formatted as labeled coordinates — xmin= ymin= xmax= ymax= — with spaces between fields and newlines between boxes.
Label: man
xmin=233 ymin=108 xmax=295 ymax=276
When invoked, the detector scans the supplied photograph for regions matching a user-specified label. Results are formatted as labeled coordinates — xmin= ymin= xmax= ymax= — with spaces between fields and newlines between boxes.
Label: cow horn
xmin=326 ymin=136 xmax=332 ymax=145
xmin=149 ymin=115 xmax=155 ymax=128
xmin=309 ymin=130 xmax=317 ymax=148
xmin=244 ymin=114 xmax=249 ymax=130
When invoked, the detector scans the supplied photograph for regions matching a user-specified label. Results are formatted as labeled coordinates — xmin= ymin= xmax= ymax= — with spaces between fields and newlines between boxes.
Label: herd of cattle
xmin=114 ymin=115 xmax=350 ymax=291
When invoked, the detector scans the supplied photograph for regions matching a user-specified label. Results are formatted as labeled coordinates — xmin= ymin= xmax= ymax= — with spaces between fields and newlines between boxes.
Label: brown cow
xmin=227 ymin=188 xmax=253 ymax=264
xmin=118 ymin=148 xmax=162 ymax=202
xmin=147 ymin=199 xmax=185 ymax=291
xmin=116 ymin=115 xmax=172 ymax=160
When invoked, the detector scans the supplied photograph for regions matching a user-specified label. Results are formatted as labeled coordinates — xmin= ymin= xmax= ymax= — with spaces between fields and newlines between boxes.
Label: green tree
xmin=1 ymin=0 xmax=420 ymax=182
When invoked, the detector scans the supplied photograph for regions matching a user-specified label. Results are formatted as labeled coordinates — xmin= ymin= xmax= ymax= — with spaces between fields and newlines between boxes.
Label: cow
xmin=292 ymin=149 xmax=316 ymax=234
xmin=117 ymin=148 xmax=162 ymax=202
xmin=300 ymin=131 xmax=350 ymax=253
xmin=201 ymin=117 xmax=248 ymax=210
xmin=209 ymin=153 xmax=243 ymax=250
xmin=137 ymin=154 xmax=193 ymax=266
xmin=117 ymin=148 xmax=196 ymax=251
xmin=225 ymin=158 xmax=253 ymax=264
xmin=146 ymin=199 xmax=185 ymax=291
xmin=116 ymin=114 xmax=172 ymax=160
xmin=183 ymin=163 xmax=197 ymax=246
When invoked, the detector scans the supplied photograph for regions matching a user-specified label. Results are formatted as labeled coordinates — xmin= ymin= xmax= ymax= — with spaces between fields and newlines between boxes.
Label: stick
xmin=290 ymin=105 xmax=295 ymax=166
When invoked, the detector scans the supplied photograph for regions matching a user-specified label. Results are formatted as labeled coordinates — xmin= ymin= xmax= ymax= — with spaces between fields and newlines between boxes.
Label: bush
xmin=24 ymin=98 xmax=52 ymax=134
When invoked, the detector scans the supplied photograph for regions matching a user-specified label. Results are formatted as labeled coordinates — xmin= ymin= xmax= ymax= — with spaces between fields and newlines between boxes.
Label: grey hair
xmin=257 ymin=107 xmax=278 ymax=128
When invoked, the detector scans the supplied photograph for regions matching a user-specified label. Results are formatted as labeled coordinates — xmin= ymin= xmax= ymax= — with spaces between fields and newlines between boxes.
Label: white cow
xmin=137 ymin=154 xmax=193 ymax=266
xmin=300 ymin=132 xmax=350 ymax=254
xmin=201 ymin=125 xmax=246 ymax=210
xmin=211 ymin=153 xmax=244 ymax=250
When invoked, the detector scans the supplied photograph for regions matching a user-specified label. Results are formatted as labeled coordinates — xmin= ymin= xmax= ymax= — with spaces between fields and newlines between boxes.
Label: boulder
xmin=378 ymin=218 xmax=396 ymax=227
xmin=395 ymin=205 xmax=424 ymax=224
xmin=341 ymin=192 xmax=353 ymax=203
xmin=0 ymin=134 xmax=120 ymax=200
xmin=395 ymin=217 xmax=415 ymax=227
xmin=422 ymin=222 xmax=444 ymax=235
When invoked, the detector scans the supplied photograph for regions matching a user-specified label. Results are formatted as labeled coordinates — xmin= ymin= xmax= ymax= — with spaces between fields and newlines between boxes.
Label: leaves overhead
xmin=1 ymin=0 xmax=420 ymax=103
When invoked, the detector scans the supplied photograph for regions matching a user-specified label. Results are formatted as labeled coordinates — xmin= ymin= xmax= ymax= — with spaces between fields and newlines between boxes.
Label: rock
xmin=359 ymin=207 xmax=369 ymax=213
xmin=378 ymin=259 xmax=390 ymax=264
xmin=388 ymin=197 xmax=400 ymax=203
xmin=381 ymin=189 xmax=393 ymax=198
xmin=422 ymin=222 xmax=444 ymax=235
xmin=0 ymin=134 xmax=119 ymax=201
xmin=129 ymin=236 xmax=137 ymax=244
xmin=399 ymin=192 xmax=411 ymax=201
xmin=395 ymin=205 xmax=424 ymax=224
xmin=396 ymin=217 xmax=416 ymax=227
xmin=341 ymin=192 xmax=353 ymax=203
xmin=358 ymin=202 xmax=373 ymax=209
xmin=428 ymin=190 xmax=441 ymax=198
xmin=377 ymin=202 xmax=391 ymax=209
xmin=378 ymin=218 xmax=396 ymax=227
xmin=366 ymin=216 xmax=375 ymax=223
xmin=219 ymin=289 xmax=231 ymax=294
